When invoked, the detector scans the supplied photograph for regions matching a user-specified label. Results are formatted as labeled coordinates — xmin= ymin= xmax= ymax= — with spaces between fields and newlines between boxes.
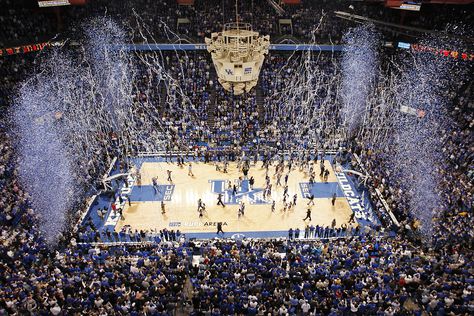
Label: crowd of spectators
xmin=0 ymin=54 xmax=38 ymax=239
xmin=128 ymin=50 xmax=343 ymax=153
xmin=354 ymin=78 xmax=473 ymax=241
xmin=3 ymin=0 xmax=472 ymax=48
xmin=258 ymin=53 xmax=342 ymax=151
xmin=188 ymin=236 xmax=473 ymax=315
xmin=0 ymin=0 xmax=56 ymax=47
xmin=1 ymin=239 xmax=192 ymax=315
xmin=129 ymin=50 xmax=323 ymax=151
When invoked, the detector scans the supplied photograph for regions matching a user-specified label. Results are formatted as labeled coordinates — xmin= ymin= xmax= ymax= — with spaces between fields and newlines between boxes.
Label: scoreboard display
xmin=399 ymin=1 xmax=422 ymax=11
xmin=386 ymin=0 xmax=422 ymax=11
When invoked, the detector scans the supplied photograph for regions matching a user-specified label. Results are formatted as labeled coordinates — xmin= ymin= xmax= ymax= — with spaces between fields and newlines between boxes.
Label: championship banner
xmin=0 ymin=42 xmax=50 ymax=57
xmin=411 ymin=43 xmax=474 ymax=62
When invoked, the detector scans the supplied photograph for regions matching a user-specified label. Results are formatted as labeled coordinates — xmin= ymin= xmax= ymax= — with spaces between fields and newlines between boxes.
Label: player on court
xmin=217 ymin=193 xmax=225 ymax=207
xmin=303 ymin=209 xmax=312 ymax=221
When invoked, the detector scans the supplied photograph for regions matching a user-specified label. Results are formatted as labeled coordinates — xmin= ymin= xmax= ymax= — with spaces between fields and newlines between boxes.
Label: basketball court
xmin=113 ymin=158 xmax=356 ymax=238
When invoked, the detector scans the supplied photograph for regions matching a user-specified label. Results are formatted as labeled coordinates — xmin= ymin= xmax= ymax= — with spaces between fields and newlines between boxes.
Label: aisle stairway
xmin=206 ymin=88 xmax=217 ymax=130
xmin=159 ymin=83 xmax=167 ymax=112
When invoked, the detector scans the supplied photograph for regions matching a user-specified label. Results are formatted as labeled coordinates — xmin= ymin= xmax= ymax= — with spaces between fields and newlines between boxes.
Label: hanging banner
xmin=0 ymin=42 xmax=51 ymax=57
xmin=117 ymin=43 xmax=343 ymax=51
xmin=411 ymin=43 xmax=474 ymax=61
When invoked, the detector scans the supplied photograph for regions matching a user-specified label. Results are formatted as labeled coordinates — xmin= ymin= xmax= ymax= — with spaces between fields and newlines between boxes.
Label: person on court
xmin=324 ymin=169 xmax=330 ymax=182
xmin=152 ymin=177 xmax=159 ymax=194
xmin=276 ymin=173 xmax=282 ymax=186
xmin=198 ymin=203 xmax=206 ymax=218
xmin=188 ymin=163 xmax=194 ymax=176
xmin=303 ymin=209 xmax=312 ymax=221
xmin=348 ymin=212 xmax=355 ymax=224
xmin=161 ymin=201 xmax=166 ymax=214
xmin=249 ymin=176 xmax=255 ymax=190
xmin=331 ymin=193 xmax=336 ymax=206
xmin=118 ymin=208 xmax=124 ymax=220
xmin=217 ymin=222 xmax=224 ymax=235
xmin=217 ymin=193 xmax=225 ymax=207
xmin=223 ymin=160 xmax=229 ymax=173
xmin=136 ymin=172 xmax=142 ymax=186
xmin=271 ymin=200 xmax=276 ymax=212
xmin=238 ymin=202 xmax=245 ymax=217
xmin=307 ymin=194 xmax=315 ymax=206
xmin=167 ymin=170 xmax=172 ymax=182
xmin=97 ymin=208 xmax=104 ymax=220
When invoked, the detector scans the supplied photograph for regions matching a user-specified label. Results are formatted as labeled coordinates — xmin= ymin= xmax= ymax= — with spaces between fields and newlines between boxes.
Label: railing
xmin=136 ymin=149 xmax=340 ymax=158
xmin=224 ymin=22 xmax=252 ymax=32
xmin=76 ymin=232 xmax=391 ymax=247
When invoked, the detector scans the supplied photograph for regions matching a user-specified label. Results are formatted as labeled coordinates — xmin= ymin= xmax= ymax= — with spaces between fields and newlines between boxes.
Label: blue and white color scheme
xmin=299 ymin=182 xmax=344 ymax=199
xmin=129 ymin=185 xmax=175 ymax=202
xmin=335 ymin=172 xmax=380 ymax=226
xmin=210 ymin=179 xmax=269 ymax=205
xmin=104 ymin=174 xmax=136 ymax=228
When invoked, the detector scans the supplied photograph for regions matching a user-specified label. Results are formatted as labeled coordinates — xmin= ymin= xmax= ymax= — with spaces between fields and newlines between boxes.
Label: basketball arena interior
xmin=0 ymin=0 xmax=473 ymax=315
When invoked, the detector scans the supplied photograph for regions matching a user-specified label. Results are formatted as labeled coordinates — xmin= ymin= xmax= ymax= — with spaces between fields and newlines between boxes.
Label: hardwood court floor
xmin=116 ymin=160 xmax=353 ymax=236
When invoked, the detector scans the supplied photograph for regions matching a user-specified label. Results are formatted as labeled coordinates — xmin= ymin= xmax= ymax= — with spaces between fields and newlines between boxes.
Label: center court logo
xmin=209 ymin=179 xmax=268 ymax=205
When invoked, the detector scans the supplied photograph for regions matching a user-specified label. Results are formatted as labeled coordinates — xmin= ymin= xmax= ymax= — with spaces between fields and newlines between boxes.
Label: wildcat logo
xmin=209 ymin=179 xmax=268 ymax=205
